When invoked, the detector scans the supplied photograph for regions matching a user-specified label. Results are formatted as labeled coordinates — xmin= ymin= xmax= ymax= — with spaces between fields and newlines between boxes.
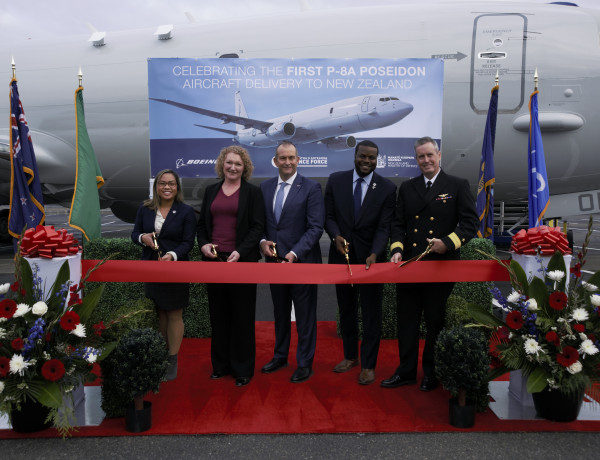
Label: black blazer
xmin=324 ymin=169 xmax=396 ymax=264
xmin=390 ymin=170 xmax=478 ymax=261
xmin=196 ymin=179 xmax=265 ymax=262
xmin=131 ymin=201 xmax=197 ymax=261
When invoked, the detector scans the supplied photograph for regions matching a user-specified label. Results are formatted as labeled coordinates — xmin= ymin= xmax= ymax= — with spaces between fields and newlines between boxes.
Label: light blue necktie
xmin=274 ymin=182 xmax=288 ymax=223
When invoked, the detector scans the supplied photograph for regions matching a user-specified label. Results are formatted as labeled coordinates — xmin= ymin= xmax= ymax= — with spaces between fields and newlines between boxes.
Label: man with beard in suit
xmin=382 ymin=136 xmax=478 ymax=392
xmin=325 ymin=140 xmax=396 ymax=385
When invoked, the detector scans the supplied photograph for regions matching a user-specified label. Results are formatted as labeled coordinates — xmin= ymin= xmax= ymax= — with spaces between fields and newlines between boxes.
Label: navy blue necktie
xmin=274 ymin=182 xmax=288 ymax=223
xmin=426 ymin=180 xmax=432 ymax=192
xmin=353 ymin=178 xmax=363 ymax=222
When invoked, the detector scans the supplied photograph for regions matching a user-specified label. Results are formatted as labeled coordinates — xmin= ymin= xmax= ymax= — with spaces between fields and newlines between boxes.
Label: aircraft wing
xmin=150 ymin=98 xmax=272 ymax=131
xmin=194 ymin=124 xmax=238 ymax=135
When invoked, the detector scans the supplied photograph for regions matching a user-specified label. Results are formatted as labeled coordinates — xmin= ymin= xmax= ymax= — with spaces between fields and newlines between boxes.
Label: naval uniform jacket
xmin=390 ymin=170 xmax=478 ymax=261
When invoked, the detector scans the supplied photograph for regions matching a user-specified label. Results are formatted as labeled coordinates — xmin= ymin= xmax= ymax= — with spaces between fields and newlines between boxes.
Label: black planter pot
xmin=449 ymin=397 xmax=476 ymax=428
xmin=125 ymin=401 xmax=152 ymax=433
xmin=532 ymin=387 xmax=584 ymax=422
xmin=10 ymin=398 xmax=52 ymax=433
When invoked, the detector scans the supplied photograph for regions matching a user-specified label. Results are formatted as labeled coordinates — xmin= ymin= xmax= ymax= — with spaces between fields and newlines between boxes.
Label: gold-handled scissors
xmin=343 ymin=238 xmax=353 ymax=286
xmin=211 ymin=244 xmax=225 ymax=262
xmin=398 ymin=240 xmax=434 ymax=268
xmin=152 ymin=232 xmax=163 ymax=260
xmin=270 ymin=242 xmax=286 ymax=263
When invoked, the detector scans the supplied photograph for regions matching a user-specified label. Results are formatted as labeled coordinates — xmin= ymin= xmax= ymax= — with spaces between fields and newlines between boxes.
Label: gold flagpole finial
xmin=495 ymin=70 xmax=499 ymax=86
xmin=534 ymin=68 xmax=539 ymax=91
xmin=11 ymin=56 xmax=16 ymax=79
xmin=78 ymin=66 xmax=83 ymax=87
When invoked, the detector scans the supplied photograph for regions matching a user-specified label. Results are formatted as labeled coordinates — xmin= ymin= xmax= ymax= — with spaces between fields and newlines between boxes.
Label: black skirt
xmin=144 ymin=282 xmax=190 ymax=311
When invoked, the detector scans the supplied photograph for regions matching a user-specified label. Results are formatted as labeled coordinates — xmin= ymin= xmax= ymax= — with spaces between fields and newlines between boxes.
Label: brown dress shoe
xmin=333 ymin=358 xmax=359 ymax=373
xmin=358 ymin=368 xmax=375 ymax=385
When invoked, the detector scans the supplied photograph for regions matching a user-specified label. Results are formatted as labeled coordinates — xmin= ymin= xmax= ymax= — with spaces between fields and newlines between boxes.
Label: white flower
xmin=579 ymin=339 xmax=599 ymax=357
xmin=86 ymin=352 xmax=98 ymax=364
xmin=547 ymin=270 xmax=565 ymax=281
xmin=583 ymin=282 xmax=599 ymax=292
xmin=507 ymin=291 xmax=521 ymax=303
xmin=524 ymin=338 xmax=543 ymax=355
xmin=13 ymin=303 xmax=30 ymax=317
xmin=0 ymin=381 xmax=4 ymax=393
xmin=0 ymin=283 xmax=10 ymax=294
xmin=567 ymin=361 xmax=583 ymax=374
xmin=492 ymin=298 xmax=507 ymax=311
xmin=0 ymin=328 xmax=5 ymax=339
xmin=9 ymin=354 xmax=32 ymax=376
xmin=70 ymin=323 xmax=86 ymax=338
xmin=572 ymin=308 xmax=589 ymax=322
xmin=591 ymin=294 xmax=600 ymax=307
xmin=31 ymin=301 xmax=48 ymax=316
xmin=526 ymin=298 xmax=539 ymax=311
xmin=580 ymin=333 xmax=589 ymax=341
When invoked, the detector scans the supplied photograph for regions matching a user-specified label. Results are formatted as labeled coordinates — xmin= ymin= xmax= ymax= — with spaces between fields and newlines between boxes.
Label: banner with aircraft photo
xmin=147 ymin=58 xmax=443 ymax=178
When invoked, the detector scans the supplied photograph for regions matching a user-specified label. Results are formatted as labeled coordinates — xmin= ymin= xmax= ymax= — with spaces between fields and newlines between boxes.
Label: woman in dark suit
xmin=196 ymin=145 xmax=264 ymax=387
xmin=131 ymin=168 xmax=196 ymax=381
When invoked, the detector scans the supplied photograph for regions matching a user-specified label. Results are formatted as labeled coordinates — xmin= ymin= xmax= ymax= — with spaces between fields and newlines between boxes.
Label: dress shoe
xmin=333 ymin=358 xmax=359 ymax=373
xmin=290 ymin=367 xmax=313 ymax=383
xmin=235 ymin=377 xmax=251 ymax=387
xmin=261 ymin=358 xmax=288 ymax=374
xmin=420 ymin=376 xmax=439 ymax=392
xmin=358 ymin=368 xmax=375 ymax=385
xmin=380 ymin=374 xmax=417 ymax=388
xmin=210 ymin=371 xmax=228 ymax=379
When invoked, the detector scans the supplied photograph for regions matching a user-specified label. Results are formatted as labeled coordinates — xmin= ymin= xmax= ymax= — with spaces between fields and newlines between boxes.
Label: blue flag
xmin=528 ymin=90 xmax=550 ymax=227
xmin=476 ymin=84 xmax=498 ymax=239
xmin=8 ymin=79 xmax=45 ymax=240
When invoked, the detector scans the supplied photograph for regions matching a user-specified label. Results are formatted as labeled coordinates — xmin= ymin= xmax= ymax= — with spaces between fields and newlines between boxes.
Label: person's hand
xmin=427 ymin=238 xmax=448 ymax=254
xmin=160 ymin=253 xmax=174 ymax=261
xmin=365 ymin=253 xmax=377 ymax=270
xmin=335 ymin=235 xmax=348 ymax=256
xmin=141 ymin=233 xmax=154 ymax=247
xmin=201 ymin=243 xmax=217 ymax=259
xmin=227 ymin=251 xmax=241 ymax=262
xmin=284 ymin=252 xmax=296 ymax=263
xmin=260 ymin=240 xmax=276 ymax=257
xmin=391 ymin=252 xmax=402 ymax=264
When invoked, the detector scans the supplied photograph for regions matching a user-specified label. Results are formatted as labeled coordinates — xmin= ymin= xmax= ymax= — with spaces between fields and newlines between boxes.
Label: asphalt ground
xmin=2 ymin=208 xmax=600 ymax=457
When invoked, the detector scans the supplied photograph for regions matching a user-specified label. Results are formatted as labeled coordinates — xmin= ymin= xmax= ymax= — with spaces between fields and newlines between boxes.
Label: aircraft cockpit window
xmin=390 ymin=97 xmax=399 ymax=100
xmin=379 ymin=97 xmax=391 ymax=101
xmin=478 ymin=52 xmax=507 ymax=60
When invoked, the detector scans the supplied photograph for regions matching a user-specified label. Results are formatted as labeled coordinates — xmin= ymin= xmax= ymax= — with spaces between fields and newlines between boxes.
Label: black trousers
xmin=207 ymin=280 xmax=257 ymax=378
xmin=335 ymin=282 xmax=383 ymax=369
xmin=395 ymin=281 xmax=455 ymax=380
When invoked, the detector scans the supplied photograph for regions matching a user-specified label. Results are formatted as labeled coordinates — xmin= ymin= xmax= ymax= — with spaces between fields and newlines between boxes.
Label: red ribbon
xmin=82 ymin=259 xmax=510 ymax=284
xmin=20 ymin=225 xmax=80 ymax=259
xmin=510 ymin=226 xmax=571 ymax=255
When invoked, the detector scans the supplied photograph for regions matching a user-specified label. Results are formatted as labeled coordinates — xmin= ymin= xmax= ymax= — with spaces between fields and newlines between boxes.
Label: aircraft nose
xmin=395 ymin=102 xmax=414 ymax=118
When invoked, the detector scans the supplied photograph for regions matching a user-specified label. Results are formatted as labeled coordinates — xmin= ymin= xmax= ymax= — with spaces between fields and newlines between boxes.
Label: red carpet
xmin=2 ymin=321 xmax=600 ymax=438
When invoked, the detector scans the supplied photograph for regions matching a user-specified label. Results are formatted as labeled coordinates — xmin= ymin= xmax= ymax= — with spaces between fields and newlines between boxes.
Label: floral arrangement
xmin=468 ymin=217 xmax=600 ymax=396
xmin=0 ymin=243 xmax=116 ymax=436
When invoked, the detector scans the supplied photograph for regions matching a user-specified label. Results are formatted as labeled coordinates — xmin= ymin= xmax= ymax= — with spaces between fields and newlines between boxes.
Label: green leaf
xmin=78 ymin=284 xmax=105 ymax=323
xmin=35 ymin=382 xmax=63 ymax=409
xmin=464 ymin=302 xmax=505 ymax=328
xmin=46 ymin=261 xmax=71 ymax=307
xmin=585 ymin=270 xmax=600 ymax=290
xmin=529 ymin=277 xmax=549 ymax=309
xmin=526 ymin=367 xmax=549 ymax=393
xmin=510 ymin=260 xmax=529 ymax=297
xmin=98 ymin=340 xmax=118 ymax=361
xmin=19 ymin=258 xmax=35 ymax=305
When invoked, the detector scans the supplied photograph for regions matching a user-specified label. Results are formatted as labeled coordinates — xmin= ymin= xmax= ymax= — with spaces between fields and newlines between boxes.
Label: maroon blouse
xmin=210 ymin=187 xmax=239 ymax=253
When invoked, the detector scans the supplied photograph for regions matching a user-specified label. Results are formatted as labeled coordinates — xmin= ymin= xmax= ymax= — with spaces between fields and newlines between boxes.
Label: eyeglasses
xmin=158 ymin=181 xmax=177 ymax=188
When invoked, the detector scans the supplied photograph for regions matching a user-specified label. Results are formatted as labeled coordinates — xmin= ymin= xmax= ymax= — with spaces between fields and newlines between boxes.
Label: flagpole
xmin=534 ymin=68 xmax=538 ymax=91
xmin=11 ymin=56 xmax=16 ymax=79
xmin=78 ymin=66 xmax=83 ymax=88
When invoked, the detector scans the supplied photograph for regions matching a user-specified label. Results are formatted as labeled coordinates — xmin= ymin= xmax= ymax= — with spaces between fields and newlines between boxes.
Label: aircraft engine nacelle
xmin=322 ymin=136 xmax=357 ymax=151
xmin=265 ymin=121 xmax=296 ymax=140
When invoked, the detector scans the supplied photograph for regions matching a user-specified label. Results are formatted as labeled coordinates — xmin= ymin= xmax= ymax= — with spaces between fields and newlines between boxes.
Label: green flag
xmin=68 ymin=86 xmax=104 ymax=241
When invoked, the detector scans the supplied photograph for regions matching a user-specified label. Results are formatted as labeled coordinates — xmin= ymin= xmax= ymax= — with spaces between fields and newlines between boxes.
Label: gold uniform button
xmin=414 ymin=228 xmax=418 ymax=232
xmin=415 ymin=215 xmax=419 ymax=219
xmin=413 ymin=243 xmax=417 ymax=247
xmin=443 ymin=200 xmax=447 ymax=203
xmin=429 ymin=230 xmax=433 ymax=234
xmin=430 ymin=217 xmax=434 ymax=221
xmin=462 ymin=238 xmax=466 ymax=242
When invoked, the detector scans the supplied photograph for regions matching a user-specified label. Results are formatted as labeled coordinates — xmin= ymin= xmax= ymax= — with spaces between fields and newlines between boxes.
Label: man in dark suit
xmin=260 ymin=141 xmax=325 ymax=383
xmin=324 ymin=140 xmax=396 ymax=385
xmin=382 ymin=136 xmax=478 ymax=391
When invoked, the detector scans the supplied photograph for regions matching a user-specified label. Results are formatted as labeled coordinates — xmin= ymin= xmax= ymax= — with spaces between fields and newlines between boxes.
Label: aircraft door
xmin=361 ymin=96 xmax=370 ymax=112
xmin=470 ymin=13 xmax=526 ymax=114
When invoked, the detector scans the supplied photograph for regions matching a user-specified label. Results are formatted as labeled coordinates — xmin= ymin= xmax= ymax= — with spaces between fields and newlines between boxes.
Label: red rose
xmin=11 ymin=338 xmax=24 ymax=351
xmin=549 ymin=291 xmax=568 ymax=310
xmin=557 ymin=346 xmax=579 ymax=367
xmin=0 ymin=356 xmax=10 ymax=377
xmin=546 ymin=330 xmax=560 ymax=346
xmin=574 ymin=324 xmax=585 ymax=333
xmin=506 ymin=311 xmax=524 ymax=330
xmin=59 ymin=311 xmax=80 ymax=331
xmin=0 ymin=299 xmax=17 ymax=319
xmin=41 ymin=359 xmax=65 ymax=381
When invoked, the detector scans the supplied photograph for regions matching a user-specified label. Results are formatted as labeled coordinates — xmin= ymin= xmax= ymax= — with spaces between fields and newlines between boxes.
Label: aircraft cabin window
xmin=478 ymin=52 xmax=507 ymax=60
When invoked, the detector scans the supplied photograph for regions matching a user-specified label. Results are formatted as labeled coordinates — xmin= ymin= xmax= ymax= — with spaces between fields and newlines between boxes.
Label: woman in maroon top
xmin=197 ymin=145 xmax=265 ymax=387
